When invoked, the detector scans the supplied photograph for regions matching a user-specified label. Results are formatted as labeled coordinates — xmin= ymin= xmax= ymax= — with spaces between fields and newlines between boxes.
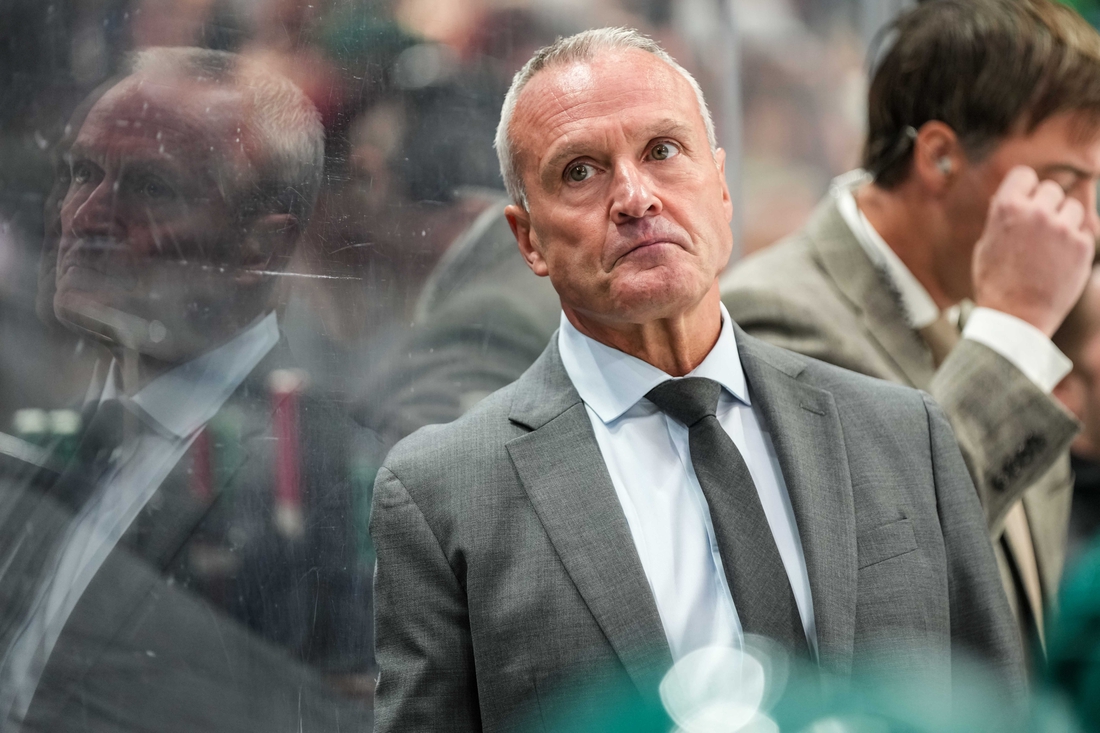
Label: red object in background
xmin=190 ymin=428 xmax=213 ymax=503
xmin=269 ymin=370 xmax=308 ymax=538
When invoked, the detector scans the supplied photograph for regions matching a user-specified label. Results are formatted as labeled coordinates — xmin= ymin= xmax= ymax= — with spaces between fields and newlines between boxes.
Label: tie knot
xmin=645 ymin=377 xmax=722 ymax=427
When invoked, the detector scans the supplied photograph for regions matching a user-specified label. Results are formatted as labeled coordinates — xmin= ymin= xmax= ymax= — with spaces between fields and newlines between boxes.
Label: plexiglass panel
xmin=0 ymin=1 xmax=873 ymax=729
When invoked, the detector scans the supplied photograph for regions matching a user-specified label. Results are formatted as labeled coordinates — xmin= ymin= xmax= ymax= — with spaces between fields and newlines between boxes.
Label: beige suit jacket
xmin=721 ymin=193 xmax=1080 ymax=646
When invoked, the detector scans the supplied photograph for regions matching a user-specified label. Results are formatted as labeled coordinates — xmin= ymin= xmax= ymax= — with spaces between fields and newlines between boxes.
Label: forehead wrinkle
xmin=88 ymin=81 xmax=190 ymax=136
xmin=529 ymin=85 xmax=685 ymax=156
xmin=74 ymin=117 xmax=211 ymax=190
xmin=512 ymin=51 xmax=673 ymax=135
xmin=77 ymin=77 xmax=253 ymax=192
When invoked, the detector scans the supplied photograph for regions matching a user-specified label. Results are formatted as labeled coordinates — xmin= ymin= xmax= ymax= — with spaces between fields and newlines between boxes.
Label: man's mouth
xmin=58 ymin=238 xmax=125 ymax=274
xmin=56 ymin=241 xmax=144 ymax=292
xmin=610 ymin=235 xmax=688 ymax=268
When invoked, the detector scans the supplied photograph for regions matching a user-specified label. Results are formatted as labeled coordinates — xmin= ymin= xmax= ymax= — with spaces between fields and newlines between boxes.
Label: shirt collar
xmin=101 ymin=312 xmax=280 ymax=439
xmin=557 ymin=303 xmax=750 ymax=424
xmin=832 ymin=170 xmax=940 ymax=329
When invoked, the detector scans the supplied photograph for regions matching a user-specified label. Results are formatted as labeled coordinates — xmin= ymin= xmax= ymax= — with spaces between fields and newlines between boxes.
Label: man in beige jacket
xmin=722 ymin=0 xmax=1100 ymax=661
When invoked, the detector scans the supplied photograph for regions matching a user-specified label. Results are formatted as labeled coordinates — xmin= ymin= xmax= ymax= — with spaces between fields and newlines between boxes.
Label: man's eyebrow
xmin=67 ymin=142 xmax=92 ymax=161
xmin=1035 ymin=162 xmax=1100 ymax=180
xmin=638 ymin=118 xmax=696 ymax=143
xmin=540 ymin=144 xmax=590 ymax=187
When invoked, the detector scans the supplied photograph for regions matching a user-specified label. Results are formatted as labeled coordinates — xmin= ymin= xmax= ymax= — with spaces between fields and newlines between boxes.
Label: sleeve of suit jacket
xmin=370 ymin=466 xmax=481 ymax=732
xmin=726 ymin=286 xmax=1078 ymax=532
xmin=922 ymin=393 xmax=1027 ymax=694
xmin=929 ymin=339 xmax=1078 ymax=529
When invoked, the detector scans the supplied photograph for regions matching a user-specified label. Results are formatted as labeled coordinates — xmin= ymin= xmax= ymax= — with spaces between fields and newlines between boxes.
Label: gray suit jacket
xmin=0 ymin=347 xmax=375 ymax=732
xmin=371 ymin=329 xmax=1023 ymax=732
xmin=720 ymin=193 xmax=1079 ymax=632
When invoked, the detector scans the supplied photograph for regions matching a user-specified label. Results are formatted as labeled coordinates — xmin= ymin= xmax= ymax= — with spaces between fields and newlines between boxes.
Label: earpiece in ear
xmin=936 ymin=157 xmax=953 ymax=175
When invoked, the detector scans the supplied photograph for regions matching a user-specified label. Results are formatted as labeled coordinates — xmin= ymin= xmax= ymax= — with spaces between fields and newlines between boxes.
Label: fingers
xmin=1085 ymin=207 xmax=1100 ymax=240
xmin=974 ymin=164 xmax=1096 ymax=336
xmin=997 ymin=165 xmax=1040 ymax=199
xmin=1007 ymin=167 xmax=1087 ymax=233
xmin=1033 ymin=178 xmax=1065 ymax=210
xmin=1059 ymin=196 xmax=1086 ymax=232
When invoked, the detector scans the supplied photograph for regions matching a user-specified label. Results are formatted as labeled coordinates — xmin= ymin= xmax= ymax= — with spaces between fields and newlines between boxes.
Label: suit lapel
xmin=506 ymin=340 xmax=673 ymax=692
xmin=737 ymin=328 xmax=858 ymax=675
xmin=125 ymin=413 xmax=259 ymax=573
xmin=44 ymin=369 xmax=274 ymax=699
xmin=122 ymin=340 xmax=289 ymax=571
xmin=804 ymin=195 xmax=935 ymax=389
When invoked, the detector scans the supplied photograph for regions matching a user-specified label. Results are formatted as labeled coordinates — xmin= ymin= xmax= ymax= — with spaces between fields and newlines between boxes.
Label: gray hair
xmin=494 ymin=27 xmax=717 ymax=209
xmin=129 ymin=47 xmax=325 ymax=228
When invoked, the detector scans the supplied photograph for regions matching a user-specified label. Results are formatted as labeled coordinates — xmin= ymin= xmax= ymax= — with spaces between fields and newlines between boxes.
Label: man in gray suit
xmin=371 ymin=28 xmax=1022 ymax=732
xmin=722 ymin=0 xmax=1100 ymax=659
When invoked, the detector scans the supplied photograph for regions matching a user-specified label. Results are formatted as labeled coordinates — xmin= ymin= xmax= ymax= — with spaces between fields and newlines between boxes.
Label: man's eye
xmin=71 ymin=161 xmax=96 ymax=184
xmin=650 ymin=142 xmax=680 ymax=161
xmin=566 ymin=163 xmax=595 ymax=183
xmin=144 ymin=180 xmax=168 ymax=198
xmin=1044 ymin=172 xmax=1078 ymax=193
xmin=131 ymin=176 xmax=175 ymax=200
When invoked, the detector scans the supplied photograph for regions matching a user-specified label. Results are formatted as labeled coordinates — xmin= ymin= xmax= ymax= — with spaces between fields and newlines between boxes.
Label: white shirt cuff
xmin=961 ymin=307 xmax=1072 ymax=394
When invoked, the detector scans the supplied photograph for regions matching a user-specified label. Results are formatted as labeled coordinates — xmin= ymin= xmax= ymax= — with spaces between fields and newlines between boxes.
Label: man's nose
xmin=1086 ymin=205 xmax=1100 ymax=241
xmin=1083 ymin=185 xmax=1100 ymax=240
xmin=609 ymin=160 xmax=661 ymax=222
xmin=67 ymin=179 xmax=121 ymax=239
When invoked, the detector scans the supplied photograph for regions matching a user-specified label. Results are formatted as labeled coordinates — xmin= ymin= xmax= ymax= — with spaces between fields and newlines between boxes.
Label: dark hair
xmin=864 ymin=0 xmax=1100 ymax=188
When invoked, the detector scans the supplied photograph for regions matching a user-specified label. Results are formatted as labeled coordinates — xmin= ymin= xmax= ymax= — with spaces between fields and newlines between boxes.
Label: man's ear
xmin=505 ymin=203 xmax=550 ymax=277
xmin=235 ymin=212 xmax=299 ymax=286
xmin=912 ymin=121 xmax=963 ymax=195
xmin=714 ymin=147 xmax=733 ymax=223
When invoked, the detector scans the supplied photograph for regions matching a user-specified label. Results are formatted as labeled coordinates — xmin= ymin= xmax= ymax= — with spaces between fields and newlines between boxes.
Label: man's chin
xmin=606 ymin=270 xmax=712 ymax=322
xmin=56 ymin=291 xmax=121 ymax=341
xmin=54 ymin=292 xmax=186 ymax=362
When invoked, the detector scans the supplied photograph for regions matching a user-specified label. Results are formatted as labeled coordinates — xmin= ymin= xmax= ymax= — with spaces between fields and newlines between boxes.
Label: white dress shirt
xmin=832 ymin=170 xmax=1072 ymax=392
xmin=557 ymin=305 xmax=817 ymax=662
xmin=1 ymin=312 xmax=279 ymax=722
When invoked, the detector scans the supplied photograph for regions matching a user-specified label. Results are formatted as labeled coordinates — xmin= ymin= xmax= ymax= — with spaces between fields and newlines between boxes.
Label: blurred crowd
xmin=0 ymin=0 xmax=874 ymax=418
xmin=5 ymin=0 xmax=1100 ymax=731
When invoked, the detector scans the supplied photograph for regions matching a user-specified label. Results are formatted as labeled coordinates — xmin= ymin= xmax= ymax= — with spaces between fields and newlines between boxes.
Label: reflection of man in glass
xmin=56 ymin=49 xmax=315 ymax=374
xmin=0 ymin=48 xmax=374 ymax=731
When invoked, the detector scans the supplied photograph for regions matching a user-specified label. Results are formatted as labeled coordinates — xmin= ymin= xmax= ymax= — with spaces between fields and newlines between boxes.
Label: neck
xmin=113 ymin=349 xmax=175 ymax=397
xmin=564 ymin=284 xmax=723 ymax=376
xmin=110 ymin=310 xmax=273 ymax=397
xmin=855 ymin=182 xmax=959 ymax=310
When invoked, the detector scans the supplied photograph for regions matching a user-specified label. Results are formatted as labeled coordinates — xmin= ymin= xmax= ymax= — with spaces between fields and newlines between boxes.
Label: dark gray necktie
xmin=0 ymin=399 xmax=126 ymax=667
xmin=645 ymin=377 xmax=807 ymax=654
xmin=54 ymin=398 xmax=125 ymax=511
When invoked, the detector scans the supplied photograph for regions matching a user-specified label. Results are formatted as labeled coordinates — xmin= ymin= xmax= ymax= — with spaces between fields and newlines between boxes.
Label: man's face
xmin=1054 ymin=269 xmax=1100 ymax=459
xmin=505 ymin=49 xmax=733 ymax=326
xmin=949 ymin=112 xmax=1100 ymax=297
xmin=56 ymin=75 xmax=259 ymax=362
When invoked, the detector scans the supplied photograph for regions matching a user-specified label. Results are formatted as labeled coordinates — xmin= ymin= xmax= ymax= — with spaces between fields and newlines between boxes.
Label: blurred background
xmin=5 ymin=0 xmax=1100 ymax=730
xmin=0 ymin=0 xmax=902 ymax=420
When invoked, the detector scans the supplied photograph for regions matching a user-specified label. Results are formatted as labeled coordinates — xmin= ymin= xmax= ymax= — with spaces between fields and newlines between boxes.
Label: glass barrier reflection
xmin=0 ymin=48 xmax=375 ymax=732
xmin=0 ymin=0 xmax=923 ymax=730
